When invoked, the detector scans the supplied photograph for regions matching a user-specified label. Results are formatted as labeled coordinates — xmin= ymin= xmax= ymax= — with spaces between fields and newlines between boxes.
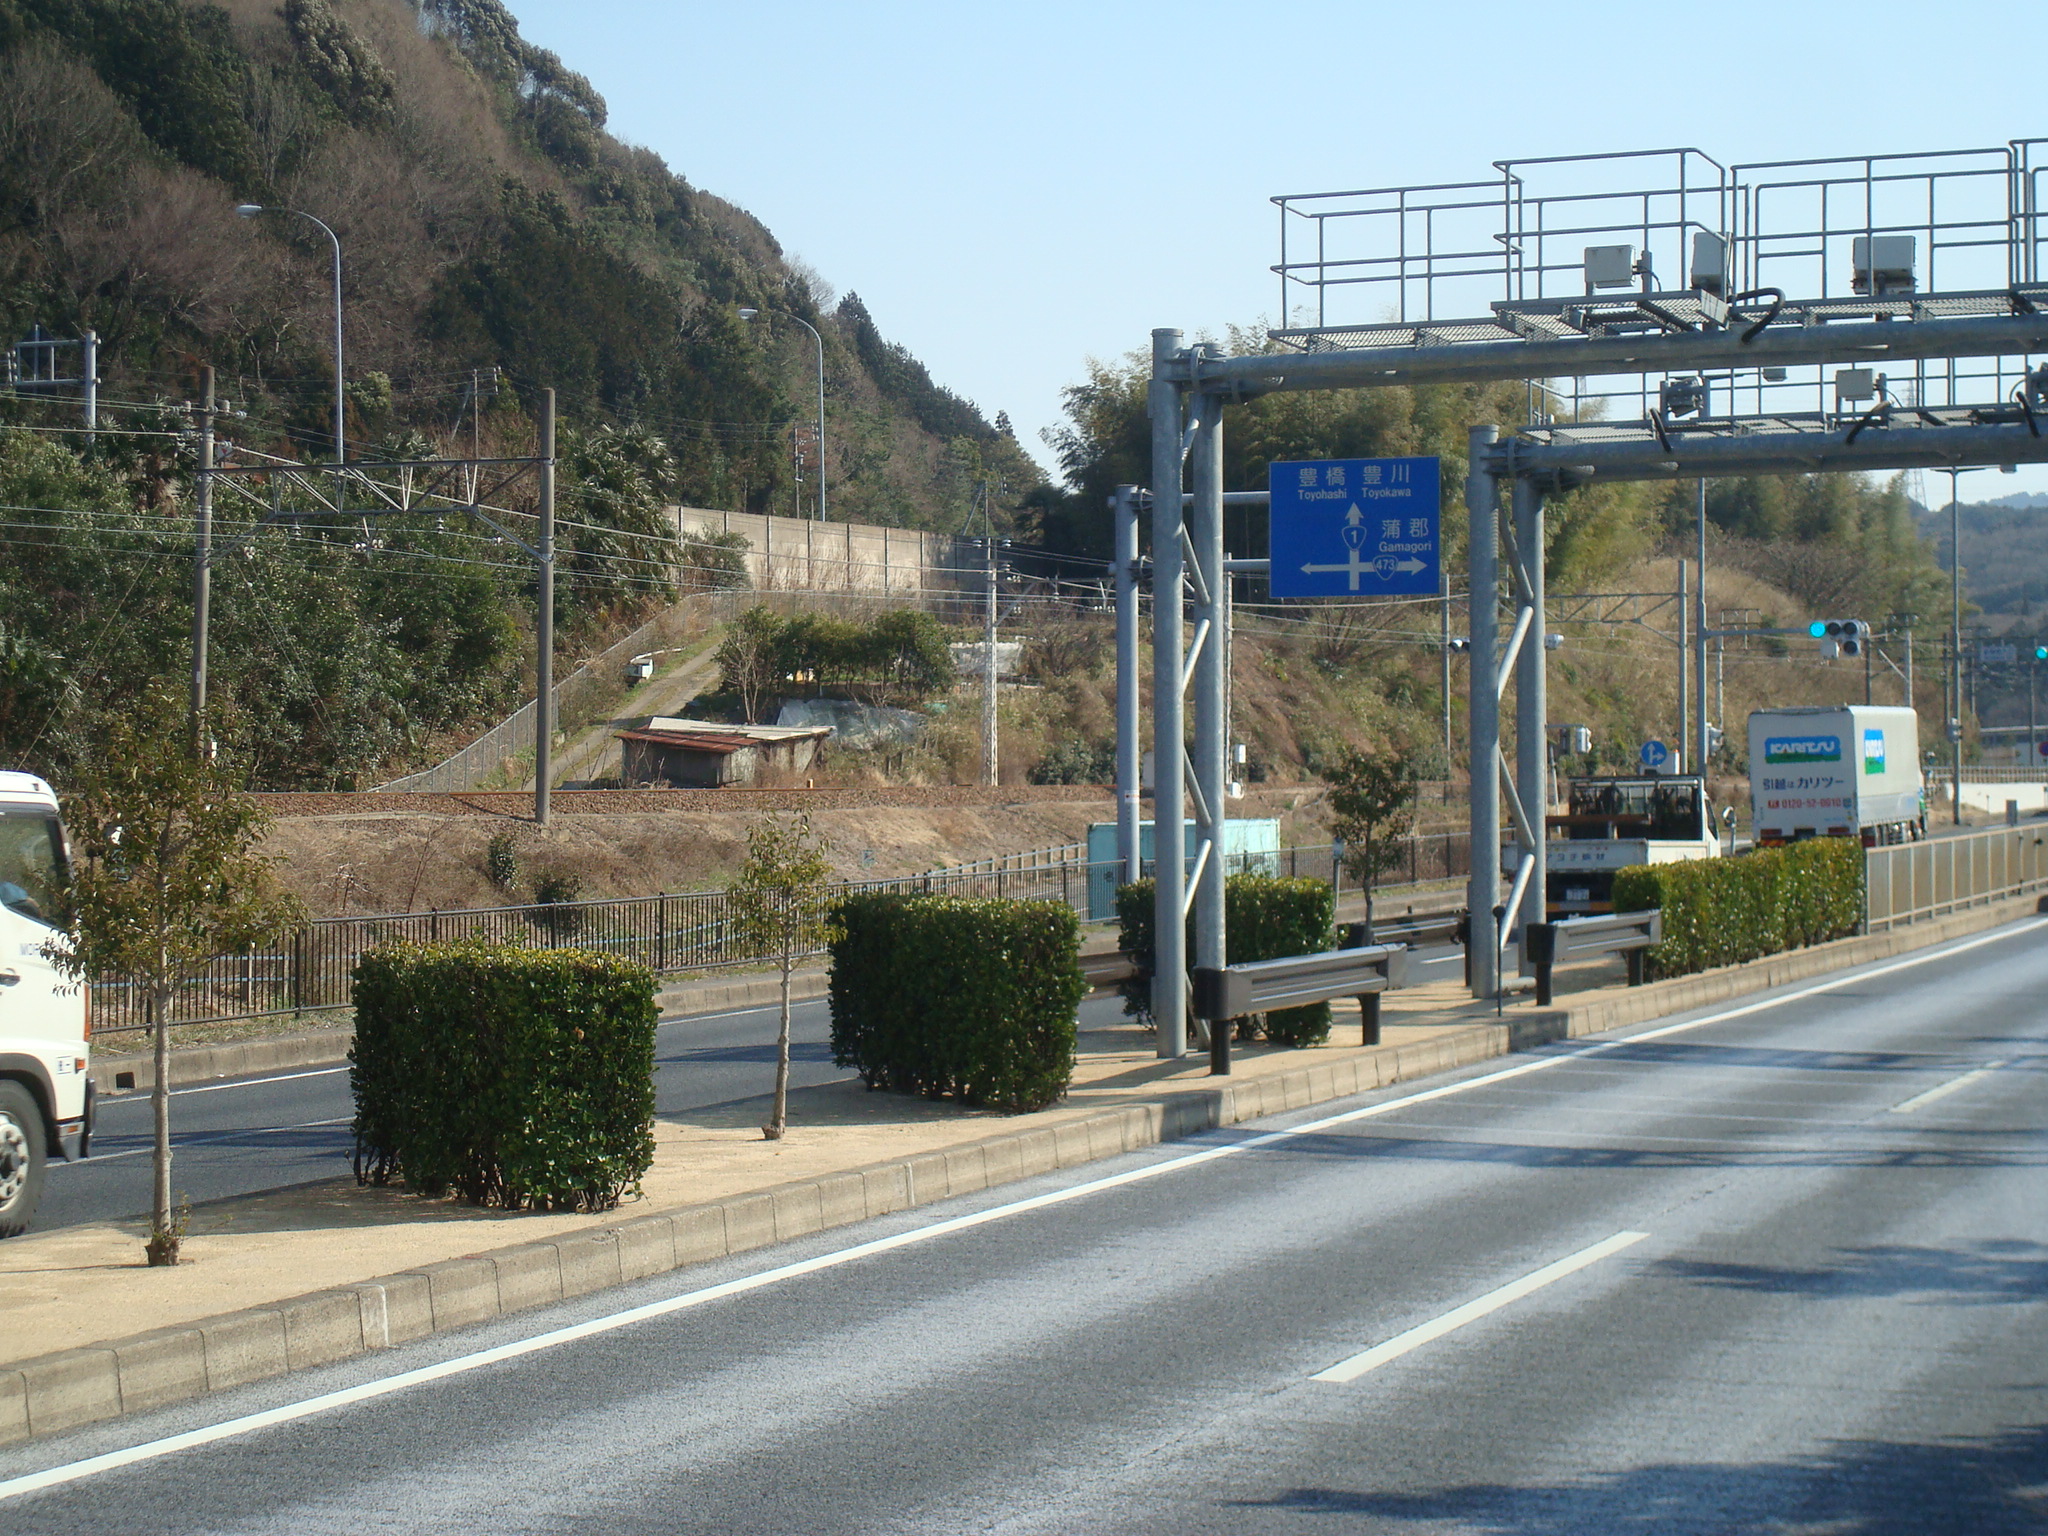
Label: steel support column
xmin=1511 ymin=475 xmax=1547 ymax=958
xmin=1466 ymin=426 xmax=1501 ymax=1000
xmin=1148 ymin=330 xmax=1187 ymax=1056
xmin=1189 ymin=377 xmax=1230 ymax=1074
xmin=1113 ymin=485 xmax=1142 ymax=885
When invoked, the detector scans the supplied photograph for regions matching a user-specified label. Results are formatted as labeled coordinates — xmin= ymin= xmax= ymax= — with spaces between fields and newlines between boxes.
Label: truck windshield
xmin=1565 ymin=780 xmax=1704 ymax=840
xmin=0 ymin=810 xmax=65 ymax=926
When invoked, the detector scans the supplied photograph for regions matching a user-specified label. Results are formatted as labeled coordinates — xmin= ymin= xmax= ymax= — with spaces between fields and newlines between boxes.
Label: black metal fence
xmin=91 ymin=832 xmax=1470 ymax=1035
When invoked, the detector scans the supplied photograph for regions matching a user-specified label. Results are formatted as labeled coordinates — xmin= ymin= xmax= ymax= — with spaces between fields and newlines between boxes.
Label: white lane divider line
xmin=170 ymin=1068 xmax=350 ymax=1097
xmin=1889 ymin=1060 xmax=2006 ymax=1114
xmin=3 ymin=917 xmax=2039 ymax=1503
xmin=1312 ymin=1230 xmax=1649 ymax=1384
xmin=50 ymin=1118 xmax=351 ymax=1168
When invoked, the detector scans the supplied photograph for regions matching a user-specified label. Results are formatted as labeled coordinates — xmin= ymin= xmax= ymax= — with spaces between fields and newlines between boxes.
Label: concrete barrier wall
xmin=674 ymin=506 xmax=970 ymax=595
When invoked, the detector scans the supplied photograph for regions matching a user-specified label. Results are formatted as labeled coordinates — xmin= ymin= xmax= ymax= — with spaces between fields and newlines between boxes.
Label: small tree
xmin=725 ymin=815 xmax=840 ymax=1139
xmin=714 ymin=606 xmax=785 ymax=723
xmin=54 ymin=705 xmax=302 ymax=1264
xmin=1320 ymin=746 xmax=1420 ymax=930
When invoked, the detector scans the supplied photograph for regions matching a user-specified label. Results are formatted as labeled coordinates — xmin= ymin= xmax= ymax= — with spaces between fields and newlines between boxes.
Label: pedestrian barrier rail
xmin=1864 ymin=825 xmax=2048 ymax=933
xmin=89 ymin=833 xmax=1467 ymax=1036
xmin=1524 ymin=910 xmax=1663 ymax=1006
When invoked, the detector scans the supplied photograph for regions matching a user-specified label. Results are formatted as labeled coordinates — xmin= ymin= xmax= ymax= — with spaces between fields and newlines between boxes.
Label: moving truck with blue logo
xmin=1748 ymin=705 xmax=1924 ymax=847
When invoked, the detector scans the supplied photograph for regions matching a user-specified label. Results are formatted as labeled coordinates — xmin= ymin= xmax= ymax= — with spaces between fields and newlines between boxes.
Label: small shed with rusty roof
xmin=615 ymin=717 xmax=832 ymax=788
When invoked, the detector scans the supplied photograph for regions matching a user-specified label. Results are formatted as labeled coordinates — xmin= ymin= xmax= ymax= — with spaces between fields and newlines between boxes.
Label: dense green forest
xmin=0 ymin=0 xmax=1042 ymax=787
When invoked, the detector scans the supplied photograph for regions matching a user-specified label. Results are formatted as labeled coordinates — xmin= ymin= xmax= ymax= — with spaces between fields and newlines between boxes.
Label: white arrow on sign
xmin=1299 ymin=552 xmax=1428 ymax=591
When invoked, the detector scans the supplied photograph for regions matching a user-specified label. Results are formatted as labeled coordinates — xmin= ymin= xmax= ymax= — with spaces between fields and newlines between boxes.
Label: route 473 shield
xmin=1267 ymin=457 xmax=1441 ymax=598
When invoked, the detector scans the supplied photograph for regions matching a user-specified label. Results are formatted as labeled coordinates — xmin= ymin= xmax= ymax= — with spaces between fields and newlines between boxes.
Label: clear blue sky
xmin=506 ymin=1 xmax=2044 ymax=495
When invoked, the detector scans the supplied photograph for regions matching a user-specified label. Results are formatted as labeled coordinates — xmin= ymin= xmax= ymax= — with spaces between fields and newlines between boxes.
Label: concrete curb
xmin=21 ymin=891 xmax=2041 ymax=1445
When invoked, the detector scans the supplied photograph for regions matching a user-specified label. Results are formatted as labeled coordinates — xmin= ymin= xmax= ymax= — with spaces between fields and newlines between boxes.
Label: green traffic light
xmin=1808 ymin=621 xmax=1827 ymax=638
xmin=2037 ymin=645 xmax=2048 ymax=661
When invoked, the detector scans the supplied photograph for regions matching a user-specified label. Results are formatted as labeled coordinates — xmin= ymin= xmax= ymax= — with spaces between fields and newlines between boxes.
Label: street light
xmin=236 ymin=204 xmax=345 ymax=464
xmin=1936 ymin=465 xmax=1989 ymax=825
xmin=738 ymin=306 xmax=826 ymax=522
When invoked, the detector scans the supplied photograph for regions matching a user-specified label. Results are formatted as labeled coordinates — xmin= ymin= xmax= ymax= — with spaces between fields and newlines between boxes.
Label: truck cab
xmin=0 ymin=771 xmax=90 ymax=1238
xmin=1542 ymin=774 xmax=1720 ymax=917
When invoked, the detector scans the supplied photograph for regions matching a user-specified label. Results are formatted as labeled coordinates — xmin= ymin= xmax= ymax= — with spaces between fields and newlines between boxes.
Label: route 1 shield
xmin=1268 ymin=457 xmax=1440 ymax=598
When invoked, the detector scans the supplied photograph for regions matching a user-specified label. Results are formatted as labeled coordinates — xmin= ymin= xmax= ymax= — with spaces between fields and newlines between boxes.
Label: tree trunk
xmin=763 ymin=927 xmax=792 ymax=1139
xmin=146 ymin=976 xmax=178 ymax=1265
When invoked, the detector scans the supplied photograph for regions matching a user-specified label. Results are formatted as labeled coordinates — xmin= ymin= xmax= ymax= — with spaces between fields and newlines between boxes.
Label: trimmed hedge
xmin=1115 ymin=875 xmax=1337 ymax=1047
xmin=830 ymin=894 xmax=1085 ymax=1111
xmin=1610 ymin=838 xmax=1864 ymax=979
xmin=350 ymin=940 xmax=657 ymax=1210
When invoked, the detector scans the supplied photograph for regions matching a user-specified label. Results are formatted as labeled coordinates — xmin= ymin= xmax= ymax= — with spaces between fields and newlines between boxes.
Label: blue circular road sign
xmin=1640 ymin=739 xmax=1671 ymax=770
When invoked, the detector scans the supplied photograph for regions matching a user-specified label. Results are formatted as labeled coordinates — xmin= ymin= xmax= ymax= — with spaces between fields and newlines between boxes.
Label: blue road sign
xmin=1268 ymin=457 xmax=1441 ymax=598
xmin=1639 ymin=739 xmax=1671 ymax=770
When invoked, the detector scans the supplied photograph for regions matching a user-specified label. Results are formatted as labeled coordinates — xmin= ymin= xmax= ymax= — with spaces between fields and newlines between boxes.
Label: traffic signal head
xmin=1813 ymin=618 xmax=1867 ymax=658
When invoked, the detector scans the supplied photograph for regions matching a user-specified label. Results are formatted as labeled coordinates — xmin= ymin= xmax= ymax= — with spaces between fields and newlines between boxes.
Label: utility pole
xmin=1905 ymin=629 xmax=1914 ymax=709
xmin=1441 ymin=565 xmax=1453 ymax=803
xmin=1677 ymin=559 xmax=1689 ymax=771
xmin=190 ymin=368 xmax=214 ymax=755
xmin=1112 ymin=486 xmax=1141 ymax=883
xmin=81 ymin=330 xmax=96 ymax=444
xmin=536 ymin=389 xmax=556 ymax=826
xmin=982 ymin=509 xmax=999 ymax=788
xmin=1695 ymin=479 xmax=1710 ymax=779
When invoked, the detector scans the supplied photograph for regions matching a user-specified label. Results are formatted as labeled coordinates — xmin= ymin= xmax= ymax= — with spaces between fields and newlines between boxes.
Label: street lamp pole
xmin=738 ymin=306 xmax=826 ymax=521
xmin=237 ymin=204 xmax=345 ymax=462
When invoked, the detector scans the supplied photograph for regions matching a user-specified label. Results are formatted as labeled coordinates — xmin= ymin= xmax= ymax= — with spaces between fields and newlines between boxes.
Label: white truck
xmin=0 ymin=771 xmax=91 ymax=1237
xmin=1542 ymin=773 xmax=1723 ymax=917
xmin=1749 ymin=705 xmax=1925 ymax=847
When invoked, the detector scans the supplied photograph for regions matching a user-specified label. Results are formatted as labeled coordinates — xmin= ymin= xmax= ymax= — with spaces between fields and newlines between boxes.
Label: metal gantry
xmin=1138 ymin=137 xmax=2048 ymax=1038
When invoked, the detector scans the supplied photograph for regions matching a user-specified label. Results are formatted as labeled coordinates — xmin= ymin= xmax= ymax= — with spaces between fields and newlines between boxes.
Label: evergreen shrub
xmin=1114 ymin=875 xmax=1337 ymax=1046
xmin=1610 ymin=837 xmax=1864 ymax=979
xmin=830 ymin=894 xmax=1084 ymax=1111
xmin=350 ymin=940 xmax=657 ymax=1210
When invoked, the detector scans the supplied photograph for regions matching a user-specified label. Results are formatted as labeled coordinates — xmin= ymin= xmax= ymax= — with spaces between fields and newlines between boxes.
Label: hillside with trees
xmin=0 ymin=0 xmax=1042 ymax=788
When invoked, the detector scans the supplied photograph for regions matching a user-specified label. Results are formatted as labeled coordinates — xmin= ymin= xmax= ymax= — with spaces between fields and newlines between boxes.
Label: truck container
xmin=1748 ymin=705 xmax=1924 ymax=846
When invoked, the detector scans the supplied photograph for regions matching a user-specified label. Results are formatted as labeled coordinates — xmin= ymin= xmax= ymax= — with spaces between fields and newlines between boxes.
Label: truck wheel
xmin=0 ymin=1080 xmax=46 ymax=1239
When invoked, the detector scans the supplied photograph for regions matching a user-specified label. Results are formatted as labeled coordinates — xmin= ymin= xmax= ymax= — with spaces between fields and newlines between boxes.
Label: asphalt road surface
xmin=4 ymin=917 xmax=2044 ymax=1533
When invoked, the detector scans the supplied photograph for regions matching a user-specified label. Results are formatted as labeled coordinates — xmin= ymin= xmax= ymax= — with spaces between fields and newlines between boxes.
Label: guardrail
xmin=1864 ymin=825 xmax=2048 ymax=932
xmin=1524 ymin=910 xmax=1662 ymax=1006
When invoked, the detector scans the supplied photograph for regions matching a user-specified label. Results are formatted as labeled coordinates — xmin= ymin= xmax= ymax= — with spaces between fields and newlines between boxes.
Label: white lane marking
xmin=1889 ymin=1060 xmax=2006 ymax=1114
xmin=170 ymin=1068 xmax=349 ymax=1098
xmin=1312 ymin=1230 xmax=1650 ymax=1384
xmin=50 ymin=1118 xmax=351 ymax=1168
xmin=3 ymin=916 xmax=2039 ymax=1502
